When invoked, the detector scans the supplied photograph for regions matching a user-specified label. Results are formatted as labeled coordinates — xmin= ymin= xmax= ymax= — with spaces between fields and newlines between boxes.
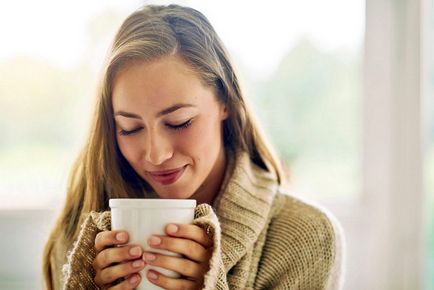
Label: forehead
xmin=112 ymin=55 xmax=215 ymax=112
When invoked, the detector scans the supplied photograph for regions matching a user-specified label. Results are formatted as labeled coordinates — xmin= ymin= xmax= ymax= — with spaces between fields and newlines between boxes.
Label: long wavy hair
xmin=42 ymin=4 xmax=285 ymax=289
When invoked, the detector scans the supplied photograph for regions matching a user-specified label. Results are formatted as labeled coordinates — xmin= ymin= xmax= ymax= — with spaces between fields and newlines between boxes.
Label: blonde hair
xmin=42 ymin=4 xmax=285 ymax=289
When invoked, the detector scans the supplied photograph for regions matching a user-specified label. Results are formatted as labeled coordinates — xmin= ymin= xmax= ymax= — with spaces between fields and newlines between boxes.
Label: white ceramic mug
xmin=110 ymin=198 xmax=197 ymax=290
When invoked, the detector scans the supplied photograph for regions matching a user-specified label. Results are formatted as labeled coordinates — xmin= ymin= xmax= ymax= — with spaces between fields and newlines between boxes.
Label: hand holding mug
xmin=110 ymin=198 xmax=197 ymax=290
xmin=143 ymin=223 xmax=213 ymax=290
xmin=93 ymin=230 xmax=145 ymax=289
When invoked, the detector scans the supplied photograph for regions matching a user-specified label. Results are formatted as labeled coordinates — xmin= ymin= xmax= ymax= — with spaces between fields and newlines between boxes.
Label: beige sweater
xmin=53 ymin=153 xmax=345 ymax=289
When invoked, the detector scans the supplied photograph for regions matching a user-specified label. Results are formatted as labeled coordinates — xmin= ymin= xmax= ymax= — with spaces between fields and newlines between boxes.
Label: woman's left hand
xmin=142 ymin=223 xmax=213 ymax=290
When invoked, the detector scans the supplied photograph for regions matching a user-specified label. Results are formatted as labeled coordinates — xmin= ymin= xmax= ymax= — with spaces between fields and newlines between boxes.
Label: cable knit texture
xmin=52 ymin=152 xmax=345 ymax=289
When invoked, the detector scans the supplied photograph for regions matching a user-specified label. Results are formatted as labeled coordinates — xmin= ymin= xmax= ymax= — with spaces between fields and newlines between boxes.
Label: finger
xmin=95 ymin=231 xmax=129 ymax=253
xmin=93 ymin=245 xmax=143 ymax=270
xmin=108 ymin=273 xmax=142 ymax=290
xmin=147 ymin=269 xmax=198 ymax=290
xmin=165 ymin=224 xmax=213 ymax=248
xmin=143 ymin=252 xmax=205 ymax=279
xmin=94 ymin=259 xmax=145 ymax=286
xmin=148 ymin=235 xmax=210 ymax=263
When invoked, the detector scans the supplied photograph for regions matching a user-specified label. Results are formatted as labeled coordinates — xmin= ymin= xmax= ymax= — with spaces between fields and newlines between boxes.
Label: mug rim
xmin=109 ymin=198 xmax=197 ymax=208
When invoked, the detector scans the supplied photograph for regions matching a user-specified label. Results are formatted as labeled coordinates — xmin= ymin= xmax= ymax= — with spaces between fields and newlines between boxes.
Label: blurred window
xmin=0 ymin=0 xmax=364 ymax=208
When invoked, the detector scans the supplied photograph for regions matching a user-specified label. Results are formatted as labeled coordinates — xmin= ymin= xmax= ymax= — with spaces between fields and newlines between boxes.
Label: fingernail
xmin=148 ymin=271 xmax=158 ymax=280
xmin=167 ymin=224 xmax=178 ymax=234
xmin=116 ymin=232 xmax=127 ymax=242
xmin=144 ymin=253 xmax=156 ymax=261
xmin=132 ymin=260 xmax=144 ymax=268
xmin=129 ymin=246 xmax=141 ymax=257
xmin=129 ymin=274 xmax=139 ymax=284
xmin=149 ymin=236 xmax=161 ymax=246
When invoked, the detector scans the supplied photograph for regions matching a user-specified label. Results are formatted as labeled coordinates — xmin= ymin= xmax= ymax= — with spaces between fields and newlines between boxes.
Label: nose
xmin=143 ymin=130 xmax=173 ymax=166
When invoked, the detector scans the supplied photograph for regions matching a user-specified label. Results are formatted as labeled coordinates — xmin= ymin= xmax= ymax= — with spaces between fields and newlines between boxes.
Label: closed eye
xmin=119 ymin=127 xmax=142 ymax=136
xmin=118 ymin=119 xmax=192 ymax=136
xmin=166 ymin=119 xmax=192 ymax=130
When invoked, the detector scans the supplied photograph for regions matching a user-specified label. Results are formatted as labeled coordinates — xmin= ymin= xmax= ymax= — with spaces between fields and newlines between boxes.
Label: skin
xmin=93 ymin=54 xmax=228 ymax=289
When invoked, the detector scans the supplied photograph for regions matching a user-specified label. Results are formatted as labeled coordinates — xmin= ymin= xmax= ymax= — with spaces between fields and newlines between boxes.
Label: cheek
xmin=178 ymin=118 xmax=223 ymax=157
xmin=175 ymin=128 xmax=201 ymax=154
xmin=116 ymin=136 xmax=141 ymax=164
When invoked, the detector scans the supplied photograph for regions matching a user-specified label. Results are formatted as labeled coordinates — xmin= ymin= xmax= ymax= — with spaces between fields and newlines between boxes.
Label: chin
xmin=157 ymin=193 xmax=195 ymax=200
xmin=155 ymin=186 xmax=195 ymax=200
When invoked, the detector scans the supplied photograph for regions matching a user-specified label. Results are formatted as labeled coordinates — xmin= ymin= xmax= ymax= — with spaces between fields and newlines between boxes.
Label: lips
xmin=147 ymin=166 xmax=186 ymax=185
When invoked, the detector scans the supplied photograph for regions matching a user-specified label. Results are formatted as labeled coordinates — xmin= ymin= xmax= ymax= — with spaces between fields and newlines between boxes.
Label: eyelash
xmin=119 ymin=119 xmax=193 ymax=136
xmin=166 ymin=119 xmax=192 ymax=130
xmin=119 ymin=128 xmax=141 ymax=136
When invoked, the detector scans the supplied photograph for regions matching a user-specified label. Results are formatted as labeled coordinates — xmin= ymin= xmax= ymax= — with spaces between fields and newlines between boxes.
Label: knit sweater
xmin=51 ymin=152 xmax=345 ymax=289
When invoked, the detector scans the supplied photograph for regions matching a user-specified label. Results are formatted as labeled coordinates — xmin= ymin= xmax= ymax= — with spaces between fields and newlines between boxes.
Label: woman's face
xmin=112 ymin=55 xmax=228 ymax=201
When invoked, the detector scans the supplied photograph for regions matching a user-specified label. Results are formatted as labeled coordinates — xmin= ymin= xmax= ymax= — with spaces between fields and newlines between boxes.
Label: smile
xmin=147 ymin=165 xmax=187 ymax=185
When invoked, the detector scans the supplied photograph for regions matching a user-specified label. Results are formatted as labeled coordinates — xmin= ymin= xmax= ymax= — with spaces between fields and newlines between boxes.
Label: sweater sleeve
xmin=62 ymin=211 xmax=111 ymax=290
xmin=255 ymin=194 xmax=346 ymax=290
xmin=192 ymin=204 xmax=229 ymax=290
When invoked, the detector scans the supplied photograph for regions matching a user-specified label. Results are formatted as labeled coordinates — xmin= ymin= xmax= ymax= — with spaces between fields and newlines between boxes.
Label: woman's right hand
xmin=93 ymin=231 xmax=146 ymax=289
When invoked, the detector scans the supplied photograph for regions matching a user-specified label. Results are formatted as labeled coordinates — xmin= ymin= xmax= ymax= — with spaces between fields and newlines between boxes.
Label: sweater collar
xmin=212 ymin=151 xmax=279 ymax=270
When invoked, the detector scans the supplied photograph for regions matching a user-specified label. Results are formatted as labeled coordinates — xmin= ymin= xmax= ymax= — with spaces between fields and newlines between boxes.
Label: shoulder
xmin=256 ymin=189 xmax=345 ymax=289
xmin=268 ymin=190 xmax=341 ymax=262
xmin=271 ymin=190 xmax=341 ymax=237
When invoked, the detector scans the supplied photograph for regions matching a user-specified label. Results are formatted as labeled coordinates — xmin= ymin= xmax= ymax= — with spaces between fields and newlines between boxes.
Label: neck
xmin=192 ymin=148 xmax=227 ymax=205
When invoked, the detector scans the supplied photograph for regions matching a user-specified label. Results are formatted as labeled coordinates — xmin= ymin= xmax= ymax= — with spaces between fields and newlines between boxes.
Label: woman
xmin=43 ymin=4 xmax=345 ymax=290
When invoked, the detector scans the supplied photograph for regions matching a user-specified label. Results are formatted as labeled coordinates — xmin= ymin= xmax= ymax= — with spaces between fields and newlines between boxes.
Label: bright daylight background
xmin=0 ymin=0 xmax=432 ymax=289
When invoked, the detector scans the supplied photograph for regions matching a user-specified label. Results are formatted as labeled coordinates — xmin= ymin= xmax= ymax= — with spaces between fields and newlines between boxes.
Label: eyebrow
xmin=114 ymin=103 xmax=196 ymax=119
